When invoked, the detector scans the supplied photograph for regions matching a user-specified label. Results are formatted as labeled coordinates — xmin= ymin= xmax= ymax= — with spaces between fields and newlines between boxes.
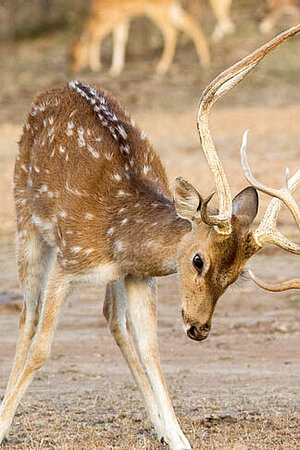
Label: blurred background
xmin=0 ymin=1 xmax=299 ymax=448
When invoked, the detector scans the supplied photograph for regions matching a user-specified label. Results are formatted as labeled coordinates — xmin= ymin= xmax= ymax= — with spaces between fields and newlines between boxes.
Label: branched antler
xmin=240 ymin=132 xmax=300 ymax=291
xmin=241 ymin=130 xmax=300 ymax=226
xmin=196 ymin=24 xmax=300 ymax=235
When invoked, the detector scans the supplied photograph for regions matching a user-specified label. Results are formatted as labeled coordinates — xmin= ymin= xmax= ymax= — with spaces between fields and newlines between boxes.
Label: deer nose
xmin=187 ymin=322 xmax=211 ymax=341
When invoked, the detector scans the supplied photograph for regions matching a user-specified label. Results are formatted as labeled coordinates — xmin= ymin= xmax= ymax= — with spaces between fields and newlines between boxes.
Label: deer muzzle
xmin=186 ymin=321 xmax=211 ymax=342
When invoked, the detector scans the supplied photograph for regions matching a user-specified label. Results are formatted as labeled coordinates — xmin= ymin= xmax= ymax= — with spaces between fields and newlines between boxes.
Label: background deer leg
xmin=110 ymin=20 xmax=129 ymax=76
xmin=0 ymin=256 xmax=70 ymax=444
xmin=87 ymin=19 xmax=114 ymax=72
xmin=150 ymin=16 xmax=178 ymax=75
xmin=209 ymin=0 xmax=235 ymax=42
xmin=3 ymin=231 xmax=52 ymax=403
xmin=124 ymin=275 xmax=191 ymax=450
xmin=103 ymin=280 xmax=164 ymax=441
xmin=168 ymin=2 xmax=210 ymax=68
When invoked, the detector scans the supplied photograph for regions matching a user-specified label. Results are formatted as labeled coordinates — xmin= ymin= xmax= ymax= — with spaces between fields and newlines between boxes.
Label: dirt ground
xmin=0 ymin=3 xmax=300 ymax=449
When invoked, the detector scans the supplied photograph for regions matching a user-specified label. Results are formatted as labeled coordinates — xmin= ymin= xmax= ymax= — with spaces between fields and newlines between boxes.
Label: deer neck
xmin=109 ymin=191 xmax=191 ymax=277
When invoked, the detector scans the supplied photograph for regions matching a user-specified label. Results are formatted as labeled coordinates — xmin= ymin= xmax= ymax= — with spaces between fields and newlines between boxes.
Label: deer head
xmin=173 ymin=25 xmax=300 ymax=341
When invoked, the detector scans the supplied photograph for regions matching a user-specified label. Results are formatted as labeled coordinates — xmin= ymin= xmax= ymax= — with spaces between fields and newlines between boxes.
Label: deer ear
xmin=232 ymin=186 xmax=259 ymax=225
xmin=173 ymin=177 xmax=202 ymax=222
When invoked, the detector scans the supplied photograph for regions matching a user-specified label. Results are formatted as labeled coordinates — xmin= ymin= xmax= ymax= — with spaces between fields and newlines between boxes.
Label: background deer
xmin=260 ymin=0 xmax=300 ymax=33
xmin=0 ymin=25 xmax=299 ymax=450
xmin=69 ymin=0 xmax=235 ymax=75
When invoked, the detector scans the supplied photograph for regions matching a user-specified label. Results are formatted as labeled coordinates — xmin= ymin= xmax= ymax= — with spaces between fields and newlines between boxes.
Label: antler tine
xmin=248 ymin=270 xmax=300 ymax=292
xmin=240 ymin=130 xmax=300 ymax=225
xmin=196 ymin=24 xmax=300 ymax=235
xmin=253 ymin=170 xmax=300 ymax=253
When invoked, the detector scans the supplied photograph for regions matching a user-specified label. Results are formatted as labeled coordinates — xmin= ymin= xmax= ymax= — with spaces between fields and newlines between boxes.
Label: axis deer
xmin=260 ymin=0 xmax=300 ymax=33
xmin=69 ymin=0 xmax=234 ymax=75
xmin=0 ymin=25 xmax=299 ymax=450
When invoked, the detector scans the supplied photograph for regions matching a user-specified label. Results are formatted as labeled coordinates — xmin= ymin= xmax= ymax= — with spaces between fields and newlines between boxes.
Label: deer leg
xmin=124 ymin=275 xmax=191 ymax=450
xmin=103 ymin=280 xmax=164 ymax=440
xmin=3 ymin=231 xmax=52 ymax=402
xmin=110 ymin=20 xmax=129 ymax=76
xmin=86 ymin=18 xmax=115 ymax=72
xmin=168 ymin=2 xmax=210 ymax=68
xmin=87 ymin=33 xmax=103 ymax=72
xmin=0 ymin=256 xmax=70 ymax=444
xmin=147 ymin=9 xmax=178 ymax=75
xmin=209 ymin=0 xmax=235 ymax=42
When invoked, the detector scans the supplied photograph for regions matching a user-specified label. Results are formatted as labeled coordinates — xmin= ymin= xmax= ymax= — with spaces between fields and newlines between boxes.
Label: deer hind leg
xmin=0 ymin=255 xmax=70 ymax=444
xmin=148 ymin=10 xmax=178 ymax=75
xmin=168 ymin=2 xmax=210 ymax=69
xmin=103 ymin=280 xmax=164 ymax=440
xmin=87 ymin=19 xmax=117 ymax=72
xmin=110 ymin=20 xmax=130 ymax=76
xmin=124 ymin=275 xmax=191 ymax=450
xmin=4 ymin=230 xmax=52 ymax=401
xmin=209 ymin=0 xmax=235 ymax=42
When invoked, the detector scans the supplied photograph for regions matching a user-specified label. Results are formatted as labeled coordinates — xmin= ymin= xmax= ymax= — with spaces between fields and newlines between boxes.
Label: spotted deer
xmin=260 ymin=0 xmax=300 ymax=33
xmin=69 ymin=0 xmax=234 ymax=75
xmin=1 ymin=25 xmax=299 ymax=450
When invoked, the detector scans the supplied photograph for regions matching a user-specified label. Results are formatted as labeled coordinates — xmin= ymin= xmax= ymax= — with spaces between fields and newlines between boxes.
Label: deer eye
xmin=193 ymin=253 xmax=204 ymax=272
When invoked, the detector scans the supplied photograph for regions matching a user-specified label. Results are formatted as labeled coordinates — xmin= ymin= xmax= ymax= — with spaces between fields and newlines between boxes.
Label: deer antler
xmin=240 ymin=133 xmax=300 ymax=291
xmin=248 ymin=270 xmax=300 ymax=292
xmin=241 ymin=130 xmax=300 ymax=225
xmin=196 ymin=24 xmax=300 ymax=235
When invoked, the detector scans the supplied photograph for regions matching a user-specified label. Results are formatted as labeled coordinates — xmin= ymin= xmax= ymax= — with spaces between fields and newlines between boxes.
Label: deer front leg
xmin=0 ymin=258 xmax=70 ymax=444
xmin=103 ymin=280 xmax=164 ymax=440
xmin=124 ymin=275 xmax=191 ymax=450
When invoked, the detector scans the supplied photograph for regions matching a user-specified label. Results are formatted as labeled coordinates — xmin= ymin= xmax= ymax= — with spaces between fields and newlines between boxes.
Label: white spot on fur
xmin=85 ymin=213 xmax=94 ymax=220
xmin=121 ymin=218 xmax=128 ymax=226
xmin=21 ymin=164 xmax=28 ymax=173
xmin=143 ymin=166 xmax=150 ymax=175
xmin=120 ymin=144 xmax=130 ymax=155
xmin=48 ymin=191 xmax=54 ymax=198
xmin=84 ymin=248 xmax=94 ymax=255
xmin=87 ymin=144 xmax=99 ymax=158
xmin=113 ymin=173 xmax=121 ymax=182
xmin=115 ymin=241 xmax=123 ymax=252
xmin=34 ymin=166 xmax=40 ymax=173
xmin=40 ymin=185 xmax=48 ymax=193
xmin=67 ymin=121 xmax=74 ymax=136
xmin=141 ymin=131 xmax=147 ymax=140
xmin=59 ymin=145 xmax=65 ymax=153
xmin=71 ymin=246 xmax=81 ymax=254
xmin=117 ymin=190 xmax=128 ymax=197
xmin=60 ymin=211 xmax=67 ymax=218
xmin=32 ymin=215 xmax=52 ymax=230
xmin=65 ymin=183 xmax=87 ymax=197
xmin=107 ymin=227 xmax=114 ymax=236
xmin=78 ymin=127 xmax=85 ymax=147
